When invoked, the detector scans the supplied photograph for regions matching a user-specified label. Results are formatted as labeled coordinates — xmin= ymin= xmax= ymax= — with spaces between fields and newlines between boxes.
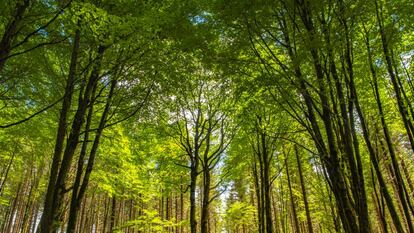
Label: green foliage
xmin=115 ymin=209 xmax=178 ymax=233
xmin=1 ymin=0 xmax=414 ymax=232
xmin=225 ymin=201 xmax=256 ymax=231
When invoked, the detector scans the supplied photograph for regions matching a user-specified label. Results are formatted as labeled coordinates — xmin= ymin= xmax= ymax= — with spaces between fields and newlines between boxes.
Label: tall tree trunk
xmin=338 ymin=5 xmax=370 ymax=229
xmin=401 ymin=160 xmax=414 ymax=198
xmin=190 ymin=159 xmax=198 ymax=233
xmin=261 ymin=132 xmax=273 ymax=233
xmin=66 ymin=84 xmax=97 ymax=233
xmin=66 ymin=77 xmax=116 ymax=233
xmin=371 ymin=168 xmax=388 ymax=233
xmin=294 ymin=146 xmax=313 ymax=233
xmin=47 ymin=45 xmax=105 ymax=232
xmin=375 ymin=0 xmax=414 ymax=153
xmin=38 ymin=28 xmax=81 ymax=233
xmin=370 ymin=6 xmax=414 ymax=229
xmin=286 ymin=158 xmax=300 ymax=233
xmin=200 ymin=166 xmax=210 ymax=233
xmin=0 ymin=145 xmax=17 ymax=195
xmin=272 ymin=192 xmax=280 ymax=233
xmin=252 ymin=159 xmax=263 ymax=233
xmin=110 ymin=196 xmax=116 ymax=233
xmin=280 ymin=6 xmax=358 ymax=230
xmin=358 ymin=24 xmax=406 ymax=232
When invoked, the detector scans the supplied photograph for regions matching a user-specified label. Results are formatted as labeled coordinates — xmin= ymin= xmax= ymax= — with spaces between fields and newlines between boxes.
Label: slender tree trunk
xmin=261 ymin=132 xmax=273 ymax=233
xmin=253 ymin=160 xmax=263 ymax=233
xmin=66 ymin=85 xmax=96 ymax=233
xmin=371 ymin=168 xmax=388 ymax=233
xmin=338 ymin=7 xmax=370 ymax=230
xmin=257 ymin=140 xmax=266 ymax=233
xmin=38 ymin=28 xmax=81 ymax=233
xmin=200 ymin=167 xmax=210 ymax=233
xmin=294 ymin=146 xmax=313 ymax=233
xmin=0 ymin=145 xmax=16 ymax=195
xmin=272 ymin=192 xmax=280 ymax=233
xmin=286 ymin=158 xmax=300 ymax=233
xmin=375 ymin=0 xmax=414 ymax=153
xmin=46 ymin=45 xmax=105 ymax=232
xmin=110 ymin=196 xmax=116 ymax=233
xmin=66 ymin=77 xmax=116 ymax=233
xmin=401 ymin=160 xmax=414 ymax=197
xmin=359 ymin=25 xmax=405 ymax=232
xmin=373 ymin=8 xmax=414 ymax=226
xmin=190 ymin=159 xmax=198 ymax=233
xmin=5 ymin=182 xmax=21 ymax=233
xmin=280 ymin=6 xmax=358 ymax=230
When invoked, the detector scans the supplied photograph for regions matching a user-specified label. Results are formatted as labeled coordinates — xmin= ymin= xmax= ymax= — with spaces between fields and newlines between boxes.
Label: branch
xmin=209 ymin=186 xmax=228 ymax=204
xmin=174 ymin=162 xmax=191 ymax=170
xmin=86 ymin=81 xmax=154 ymax=132
xmin=11 ymin=0 xmax=72 ymax=50
xmin=4 ymin=37 xmax=68 ymax=60
xmin=0 ymin=96 xmax=63 ymax=129
xmin=270 ymin=164 xmax=285 ymax=185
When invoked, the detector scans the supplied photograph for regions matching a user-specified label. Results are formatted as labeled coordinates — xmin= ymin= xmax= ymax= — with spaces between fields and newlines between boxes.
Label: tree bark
xmin=286 ymin=158 xmax=300 ymax=233
xmin=0 ymin=0 xmax=30 ymax=72
xmin=38 ymin=28 xmax=81 ymax=233
xmin=358 ymin=24 xmax=405 ymax=232
xmin=294 ymin=146 xmax=313 ymax=233
xmin=66 ymin=77 xmax=116 ymax=233
xmin=190 ymin=160 xmax=198 ymax=233
xmin=200 ymin=166 xmax=210 ymax=233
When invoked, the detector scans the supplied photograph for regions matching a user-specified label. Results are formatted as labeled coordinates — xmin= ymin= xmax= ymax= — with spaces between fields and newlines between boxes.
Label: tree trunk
xmin=66 ymin=77 xmax=116 ymax=233
xmin=200 ymin=167 xmax=210 ymax=233
xmin=38 ymin=28 xmax=81 ymax=233
xmin=286 ymin=158 xmax=300 ymax=233
xmin=294 ymin=146 xmax=313 ymax=233
xmin=66 ymin=82 xmax=96 ymax=233
xmin=110 ymin=196 xmax=116 ymax=233
xmin=190 ymin=160 xmax=198 ymax=233
xmin=0 ymin=145 xmax=16 ymax=195
xmin=45 ymin=45 xmax=105 ymax=232
xmin=0 ymin=0 xmax=30 ymax=72
xmin=375 ymin=0 xmax=414 ymax=153
xmin=359 ymin=25 xmax=405 ymax=232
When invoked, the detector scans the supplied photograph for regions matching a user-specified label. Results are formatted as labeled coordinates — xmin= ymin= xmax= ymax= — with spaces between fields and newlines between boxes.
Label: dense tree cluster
xmin=0 ymin=0 xmax=413 ymax=232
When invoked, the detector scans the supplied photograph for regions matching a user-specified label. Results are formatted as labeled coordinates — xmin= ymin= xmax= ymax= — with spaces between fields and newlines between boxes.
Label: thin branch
xmin=0 ymin=96 xmax=63 ymax=128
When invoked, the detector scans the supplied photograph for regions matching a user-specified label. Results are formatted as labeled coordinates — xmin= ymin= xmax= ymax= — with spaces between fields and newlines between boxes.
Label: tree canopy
xmin=1 ymin=0 xmax=414 ymax=232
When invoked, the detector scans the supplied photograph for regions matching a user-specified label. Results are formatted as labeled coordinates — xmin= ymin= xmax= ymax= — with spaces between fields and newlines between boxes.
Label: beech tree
xmin=0 ymin=0 xmax=413 ymax=232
